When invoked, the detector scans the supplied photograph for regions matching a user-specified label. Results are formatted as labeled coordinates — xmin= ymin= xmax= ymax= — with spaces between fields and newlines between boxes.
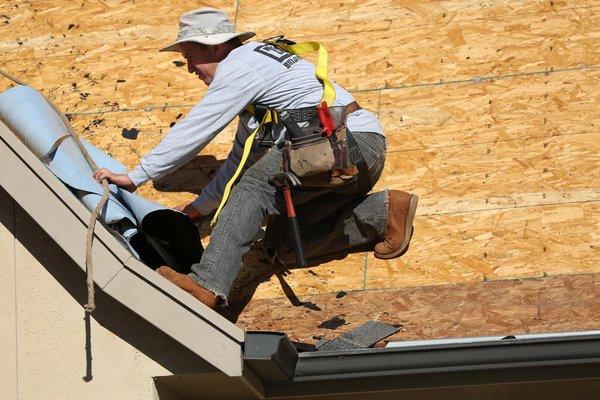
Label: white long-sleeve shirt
xmin=128 ymin=41 xmax=384 ymax=214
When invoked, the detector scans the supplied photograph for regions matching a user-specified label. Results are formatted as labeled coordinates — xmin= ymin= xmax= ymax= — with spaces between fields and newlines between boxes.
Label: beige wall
xmin=0 ymin=187 xmax=212 ymax=400
xmin=0 ymin=185 xmax=18 ymax=400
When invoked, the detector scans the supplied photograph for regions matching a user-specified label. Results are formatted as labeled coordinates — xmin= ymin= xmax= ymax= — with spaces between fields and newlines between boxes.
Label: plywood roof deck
xmin=1 ymin=0 xmax=598 ymax=343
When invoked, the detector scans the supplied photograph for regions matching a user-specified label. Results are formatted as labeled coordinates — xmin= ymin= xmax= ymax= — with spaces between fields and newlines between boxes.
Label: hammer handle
xmin=282 ymin=186 xmax=307 ymax=266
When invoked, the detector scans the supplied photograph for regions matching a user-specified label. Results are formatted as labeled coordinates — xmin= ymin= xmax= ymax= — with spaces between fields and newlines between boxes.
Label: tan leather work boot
xmin=374 ymin=190 xmax=419 ymax=259
xmin=156 ymin=266 xmax=218 ymax=308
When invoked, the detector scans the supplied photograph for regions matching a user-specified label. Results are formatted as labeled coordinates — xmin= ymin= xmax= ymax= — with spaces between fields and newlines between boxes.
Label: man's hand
xmin=93 ymin=168 xmax=136 ymax=192
xmin=174 ymin=203 xmax=203 ymax=220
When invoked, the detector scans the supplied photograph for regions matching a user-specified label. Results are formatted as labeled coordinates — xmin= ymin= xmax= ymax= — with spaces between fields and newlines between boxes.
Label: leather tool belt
xmin=254 ymin=102 xmax=370 ymax=190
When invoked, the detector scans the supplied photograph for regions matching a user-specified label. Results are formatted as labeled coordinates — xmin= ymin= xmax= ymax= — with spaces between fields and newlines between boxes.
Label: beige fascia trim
xmin=0 ymin=121 xmax=245 ymax=376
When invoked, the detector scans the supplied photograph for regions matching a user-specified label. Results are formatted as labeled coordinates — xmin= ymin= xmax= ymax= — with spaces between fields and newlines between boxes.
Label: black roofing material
xmin=121 ymin=127 xmax=139 ymax=140
xmin=316 ymin=321 xmax=400 ymax=351
xmin=317 ymin=316 xmax=346 ymax=330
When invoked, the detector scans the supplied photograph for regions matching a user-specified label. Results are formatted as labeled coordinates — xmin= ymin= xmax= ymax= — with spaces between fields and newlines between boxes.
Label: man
xmin=94 ymin=8 xmax=418 ymax=308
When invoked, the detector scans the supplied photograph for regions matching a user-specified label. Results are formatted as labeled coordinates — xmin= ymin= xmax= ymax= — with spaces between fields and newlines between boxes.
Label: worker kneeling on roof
xmin=93 ymin=8 xmax=419 ymax=308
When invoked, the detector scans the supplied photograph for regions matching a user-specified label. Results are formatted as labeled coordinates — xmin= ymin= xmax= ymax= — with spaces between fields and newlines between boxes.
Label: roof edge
xmin=0 ymin=121 xmax=245 ymax=376
xmin=241 ymin=330 xmax=600 ymax=398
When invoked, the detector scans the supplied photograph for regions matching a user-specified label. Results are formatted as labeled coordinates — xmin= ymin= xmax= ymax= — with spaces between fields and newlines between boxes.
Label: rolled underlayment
xmin=0 ymin=85 xmax=202 ymax=273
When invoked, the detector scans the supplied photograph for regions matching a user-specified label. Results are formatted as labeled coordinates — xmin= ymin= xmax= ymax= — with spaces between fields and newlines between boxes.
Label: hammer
xmin=271 ymin=171 xmax=307 ymax=266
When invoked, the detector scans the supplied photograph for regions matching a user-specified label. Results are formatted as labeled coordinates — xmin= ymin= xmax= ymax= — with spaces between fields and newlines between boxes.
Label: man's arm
xmin=186 ymin=119 xmax=249 ymax=215
xmin=175 ymin=143 xmax=244 ymax=219
xmin=127 ymin=59 xmax=266 ymax=188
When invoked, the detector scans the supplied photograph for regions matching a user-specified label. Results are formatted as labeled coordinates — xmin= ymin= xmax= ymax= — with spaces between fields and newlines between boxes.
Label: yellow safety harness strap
xmin=276 ymin=42 xmax=335 ymax=106
xmin=211 ymin=40 xmax=335 ymax=227
xmin=211 ymin=110 xmax=274 ymax=226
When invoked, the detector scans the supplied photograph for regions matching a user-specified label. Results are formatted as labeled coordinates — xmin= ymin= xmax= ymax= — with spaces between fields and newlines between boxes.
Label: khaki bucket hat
xmin=160 ymin=8 xmax=255 ymax=52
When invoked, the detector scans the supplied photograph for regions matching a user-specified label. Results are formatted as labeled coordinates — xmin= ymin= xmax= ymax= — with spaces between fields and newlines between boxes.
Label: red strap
xmin=317 ymin=102 xmax=335 ymax=137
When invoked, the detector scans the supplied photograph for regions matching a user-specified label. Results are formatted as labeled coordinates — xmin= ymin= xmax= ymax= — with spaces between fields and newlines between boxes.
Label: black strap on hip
xmin=346 ymin=130 xmax=372 ymax=194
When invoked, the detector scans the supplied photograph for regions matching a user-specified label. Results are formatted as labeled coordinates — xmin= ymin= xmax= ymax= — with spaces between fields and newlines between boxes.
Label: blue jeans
xmin=190 ymin=132 xmax=388 ymax=301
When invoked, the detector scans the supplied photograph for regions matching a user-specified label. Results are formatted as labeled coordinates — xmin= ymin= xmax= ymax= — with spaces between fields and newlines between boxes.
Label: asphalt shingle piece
xmin=317 ymin=316 xmax=346 ymax=330
xmin=317 ymin=321 xmax=400 ymax=352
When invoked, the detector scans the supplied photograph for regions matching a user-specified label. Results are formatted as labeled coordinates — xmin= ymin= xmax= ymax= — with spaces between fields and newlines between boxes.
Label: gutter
xmin=244 ymin=330 xmax=600 ymax=398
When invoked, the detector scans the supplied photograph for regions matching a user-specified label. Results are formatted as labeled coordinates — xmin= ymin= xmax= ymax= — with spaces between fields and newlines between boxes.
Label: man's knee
xmin=237 ymin=166 xmax=270 ymax=187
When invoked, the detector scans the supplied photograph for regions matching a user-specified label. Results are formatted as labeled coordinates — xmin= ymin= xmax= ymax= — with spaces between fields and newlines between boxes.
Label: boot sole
xmin=374 ymin=194 xmax=419 ymax=260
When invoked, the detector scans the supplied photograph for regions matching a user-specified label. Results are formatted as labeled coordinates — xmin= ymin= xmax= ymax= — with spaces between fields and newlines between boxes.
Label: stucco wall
xmin=0 ymin=186 xmax=213 ymax=400
xmin=0 ymin=185 xmax=18 ymax=400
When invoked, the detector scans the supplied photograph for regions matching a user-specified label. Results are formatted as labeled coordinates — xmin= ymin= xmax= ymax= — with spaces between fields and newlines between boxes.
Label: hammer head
xmin=270 ymin=171 xmax=301 ymax=187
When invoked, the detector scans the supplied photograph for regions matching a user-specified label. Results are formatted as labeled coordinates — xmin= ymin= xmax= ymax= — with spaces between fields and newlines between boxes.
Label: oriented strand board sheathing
xmin=1 ymin=1 xmax=236 ymax=44
xmin=378 ymin=132 xmax=600 ymax=214
xmin=237 ymin=273 xmax=600 ymax=344
xmin=1 ymin=0 xmax=599 ymax=326
xmin=3 ymin=3 xmax=599 ymax=98
xmin=236 ymin=0 xmax=595 ymax=37
xmin=243 ymin=252 xmax=367 ymax=301
xmin=379 ymin=68 xmax=600 ymax=151
xmin=240 ymin=202 xmax=598 ymax=301
xmin=69 ymin=107 xmax=235 ymax=167
xmin=316 ymin=7 xmax=600 ymax=90
xmin=0 ymin=51 xmax=208 ymax=113
xmin=366 ymin=202 xmax=600 ymax=290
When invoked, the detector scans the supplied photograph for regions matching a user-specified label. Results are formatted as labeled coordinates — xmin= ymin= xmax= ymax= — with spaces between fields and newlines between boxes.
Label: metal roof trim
xmin=294 ymin=331 xmax=600 ymax=381
xmin=241 ymin=329 xmax=600 ymax=398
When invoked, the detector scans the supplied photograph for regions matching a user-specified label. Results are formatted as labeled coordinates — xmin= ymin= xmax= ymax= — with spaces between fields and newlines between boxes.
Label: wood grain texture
xmin=366 ymin=202 xmax=599 ymax=290
xmin=237 ymin=273 xmax=600 ymax=344
xmin=379 ymin=68 xmax=600 ymax=151
xmin=319 ymin=7 xmax=599 ymax=90
xmin=249 ymin=252 xmax=367 ymax=300
xmin=377 ymin=132 xmax=600 ymax=214
xmin=1 ymin=0 xmax=598 ymax=333
xmin=1 ymin=1 xmax=236 ymax=45
xmin=0 ymin=49 xmax=380 ymax=114
xmin=237 ymin=0 xmax=593 ymax=37
xmin=1 ymin=51 xmax=207 ymax=113
xmin=3 ymin=3 xmax=598 ymax=99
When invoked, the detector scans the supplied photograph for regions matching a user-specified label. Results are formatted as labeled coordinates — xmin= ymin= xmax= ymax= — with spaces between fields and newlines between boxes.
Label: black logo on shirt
xmin=253 ymin=44 xmax=300 ymax=69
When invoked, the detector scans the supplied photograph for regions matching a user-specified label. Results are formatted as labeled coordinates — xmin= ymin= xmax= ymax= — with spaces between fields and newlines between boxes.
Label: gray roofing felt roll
xmin=0 ymin=85 xmax=202 ymax=272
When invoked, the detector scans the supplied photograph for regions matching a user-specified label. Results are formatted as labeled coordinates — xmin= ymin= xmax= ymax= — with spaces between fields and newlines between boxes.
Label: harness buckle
xmin=263 ymin=35 xmax=297 ymax=46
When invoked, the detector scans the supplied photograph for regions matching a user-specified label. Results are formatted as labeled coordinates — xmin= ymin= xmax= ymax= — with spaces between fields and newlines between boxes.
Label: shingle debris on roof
xmin=316 ymin=321 xmax=400 ymax=351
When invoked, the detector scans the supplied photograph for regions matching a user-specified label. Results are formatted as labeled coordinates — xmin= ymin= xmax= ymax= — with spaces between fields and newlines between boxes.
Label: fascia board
xmin=124 ymin=256 xmax=244 ymax=342
xmin=0 ymin=122 xmax=127 ymax=286
xmin=104 ymin=267 xmax=243 ymax=376
xmin=0 ymin=121 xmax=246 ymax=375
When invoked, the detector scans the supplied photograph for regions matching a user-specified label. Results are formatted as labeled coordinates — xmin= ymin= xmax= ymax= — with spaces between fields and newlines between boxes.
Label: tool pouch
xmin=284 ymin=106 xmax=358 ymax=186
xmin=288 ymin=133 xmax=335 ymax=177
